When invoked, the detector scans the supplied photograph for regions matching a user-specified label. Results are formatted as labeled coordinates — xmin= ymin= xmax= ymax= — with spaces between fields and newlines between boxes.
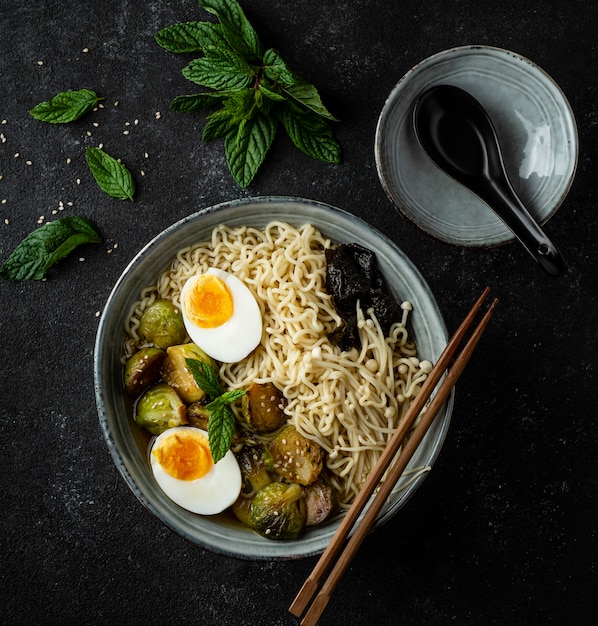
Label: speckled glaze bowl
xmin=375 ymin=46 xmax=578 ymax=247
xmin=94 ymin=197 xmax=452 ymax=560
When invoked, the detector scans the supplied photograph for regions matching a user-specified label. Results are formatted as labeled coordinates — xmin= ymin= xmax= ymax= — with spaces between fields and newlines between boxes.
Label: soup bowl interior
xmin=94 ymin=196 xmax=452 ymax=560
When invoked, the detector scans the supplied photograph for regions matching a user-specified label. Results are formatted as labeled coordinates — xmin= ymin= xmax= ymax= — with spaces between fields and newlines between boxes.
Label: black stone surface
xmin=1 ymin=1 xmax=596 ymax=624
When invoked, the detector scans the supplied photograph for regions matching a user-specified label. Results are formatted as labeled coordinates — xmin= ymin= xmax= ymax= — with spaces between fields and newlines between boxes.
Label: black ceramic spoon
xmin=413 ymin=84 xmax=565 ymax=276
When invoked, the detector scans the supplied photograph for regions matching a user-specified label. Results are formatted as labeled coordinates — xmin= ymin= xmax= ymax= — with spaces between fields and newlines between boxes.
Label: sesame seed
xmin=98 ymin=103 xmax=104 ymax=109
xmin=98 ymin=143 xmax=103 ymax=149
xmin=52 ymin=209 xmax=58 ymax=215
xmin=114 ymin=101 xmax=119 ymax=107
xmin=123 ymin=130 xmax=129 ymax=135
xmin=67 ymin=201 xmax=73 ymax=207
xmin=134 ymin=119 xmax=139 ymax=125
xmin=155 ymin=111 xmax=161 ymax=119
xmin=86 ymin=130 xmax=92 ymax=136
xmin=113 ymin=243 xmax=118 ymax=249
xmin=37 ymin=60 xmax=43 ymax=65
xmin=26 ymin=160 xmax=32 ymax=166
xmin=79 ymin=257 xmax=85 ymax=262
xmin=92 ymin=122 xmax=99 ymax=128
xmin=76 ymin=178 xmax=81 ymax=184
xmin=66 ymin=158 xmax=71 ymax=164
xmin=95 ymin=311 xmax=101 ymax=317
xmin=140 ymin=170 xmax=145 ymax=176
xmin=125 ymin=121 xmax=130 ymax=126
xmin=144 ymin=152 xmax=149 ymax=158
xmin=4 ymin=218 xmax=9 ymax=225
xmin=82 ymin=47 xmax=89 ymax=53
xmin=1 ymin=199 xmax=6 ymax=204
xmin=1 ymin=120 xmax=6 ymax=124
xmin=14 ymin=153 xmax=19 ymax=158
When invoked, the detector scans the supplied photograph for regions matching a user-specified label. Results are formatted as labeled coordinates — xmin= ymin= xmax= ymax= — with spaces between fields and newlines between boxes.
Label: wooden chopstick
xmin=289 ymin=287 xmax=497 ymax=625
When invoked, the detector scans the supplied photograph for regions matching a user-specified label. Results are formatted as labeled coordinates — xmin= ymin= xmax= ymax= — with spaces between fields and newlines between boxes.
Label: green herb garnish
xmin=156 ymin=0 xmax=340 ymax=188
xmin=0 ymin=216 xmax=102 ymax=281
xmin=29 ymin=89 xmax=103 ymax=124
xmin=85 ymin=147 xmax=136 ymax=201
xmin=185 ymin=357 xmax=245 ymax=463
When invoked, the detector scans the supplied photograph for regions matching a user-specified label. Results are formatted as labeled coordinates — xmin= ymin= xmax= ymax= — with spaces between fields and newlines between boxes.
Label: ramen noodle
xmin=123 ymin=222 xmax=431 ymax=509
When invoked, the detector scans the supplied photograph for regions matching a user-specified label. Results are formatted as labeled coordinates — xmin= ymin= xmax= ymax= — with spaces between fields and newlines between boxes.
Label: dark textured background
xmin=1 ymin=1 xmax=596 ymax=624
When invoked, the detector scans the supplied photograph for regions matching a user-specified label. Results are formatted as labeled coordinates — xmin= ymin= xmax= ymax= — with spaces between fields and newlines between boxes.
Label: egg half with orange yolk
xmin=150 ymin=426 xmax=241 ymax=515
xmin=180 ymin=268 xmax=262 ymax=363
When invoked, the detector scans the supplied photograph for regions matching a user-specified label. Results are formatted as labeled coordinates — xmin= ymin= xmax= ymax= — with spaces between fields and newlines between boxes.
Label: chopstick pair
xmin=289 ymin=287 xmax=498 ymax=626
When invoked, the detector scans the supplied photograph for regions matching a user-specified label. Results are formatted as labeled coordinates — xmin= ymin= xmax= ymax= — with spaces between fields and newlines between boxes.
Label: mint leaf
xmin=155 ymin=21 xmax=227 ymax=53
xmin=85 ymin=147 xmax=136 ymax=201
xmin=185 ymin=358 xmax=224 ymax=398
xmin=281 ymin=104 xmax=341 ymax=163
xmin=29 ymin=89 xmax=103 ymax=124
xmin=182 ymin=46 xmax=255 ymax=90
xmin=186 ymin=356 xmax=245 ymax=463
xmin=225 ymin=112 xmax=277 ymax=188
xmin=207 ymin=402 xmax=238 ymax=463
xmin=203 ymin=111 xmax=235 ymax=140
xmin=257 ymin=83 xmax=286 ymax=103
xmin=282 ymin=79 xmax=338 ymax=122
xmin=0 ymin=216 xmax=102 ymax=281
xmin=171 ymin=92 xmax=231 ymax=113
xmin=263 ymin=49 xmax=337 ymax=121
xmin=262 ymin=48 xmax=297 ymax=87
xmin=217 ymin=389 xmax=246 ymax=405
xmin=199 ymin=0 xmax=263 ymax=60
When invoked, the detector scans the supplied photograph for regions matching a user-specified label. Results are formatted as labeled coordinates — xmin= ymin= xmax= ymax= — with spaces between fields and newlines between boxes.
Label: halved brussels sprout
xmin=269 ymin=425 xmax=323 ymax=485
xmin=249 ymin=482 xmax=306 ymax=539
xmin=162 ymin=343 xmax=214 ymax=403
xmin=138 ymin=299 xmax=186 ymax=349
xmin=135 ymin=383 xmax=187 ymax=436
xmin=123 ymin=347 xmax=166 ymax=397
xmin=241 ymin=382 xmax=287 ymax=434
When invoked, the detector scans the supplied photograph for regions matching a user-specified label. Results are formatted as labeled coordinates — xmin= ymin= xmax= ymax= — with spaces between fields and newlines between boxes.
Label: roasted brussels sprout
xmin=138 ymin=299 xmax=186 ymax=349
xmin=162 ymin=343 xmax=214 ymax=403
xmin=237 ymin=446 xmax=274 ymax=497
xmin=135 ymin=383 xmax=187 ymax=436
xmin=241 ymin=382 xmax=287 ymax=434
xmin=249 ymin=482 xmax=306 ymax=539
xmin=269 ymin=425 xmax=323 ymax=485
xmin=186 ymin=400 xmax=210 ymax=430
xmin=304 ymin=479 xmax=339 ymax=526
xmin=232 ymin=494 xmax=253 ymax=527
xmin=123 ymin=347 xmax=166 ymax=397
xmin=232 ymin=445 xmax=275 ymax=526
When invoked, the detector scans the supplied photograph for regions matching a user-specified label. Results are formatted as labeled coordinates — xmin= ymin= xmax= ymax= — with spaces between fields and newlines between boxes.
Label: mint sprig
xmin=29 ymin=89 xmax=103 ymax=124
xmin=185 ymin=357 xmax=245 ymax=463
xmin=155 ymin=0 xmax=340 ymax=188
xmin=0 ymin=216 xmax=102 ymax=281
xmin=85 ymin=147 xmax=136 ymax=201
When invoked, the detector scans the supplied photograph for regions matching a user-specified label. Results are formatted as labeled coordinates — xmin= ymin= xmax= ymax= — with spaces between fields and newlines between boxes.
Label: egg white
xmin=150 ymin=427 xmax=241 ymax=515
xmin=180 ymin=267 xmax=262 ymax=363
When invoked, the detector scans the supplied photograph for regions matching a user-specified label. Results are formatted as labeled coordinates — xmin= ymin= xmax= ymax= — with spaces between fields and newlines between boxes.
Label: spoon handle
xmin=481 ymin=176 xmax=566 ymax=276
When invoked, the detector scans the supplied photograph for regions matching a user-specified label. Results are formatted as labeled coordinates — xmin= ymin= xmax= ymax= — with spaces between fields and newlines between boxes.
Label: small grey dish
xmin=375 ymin=46 xmax=578 ymax=247
xmin=94 ymin=197 xmax=452 ymax=560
